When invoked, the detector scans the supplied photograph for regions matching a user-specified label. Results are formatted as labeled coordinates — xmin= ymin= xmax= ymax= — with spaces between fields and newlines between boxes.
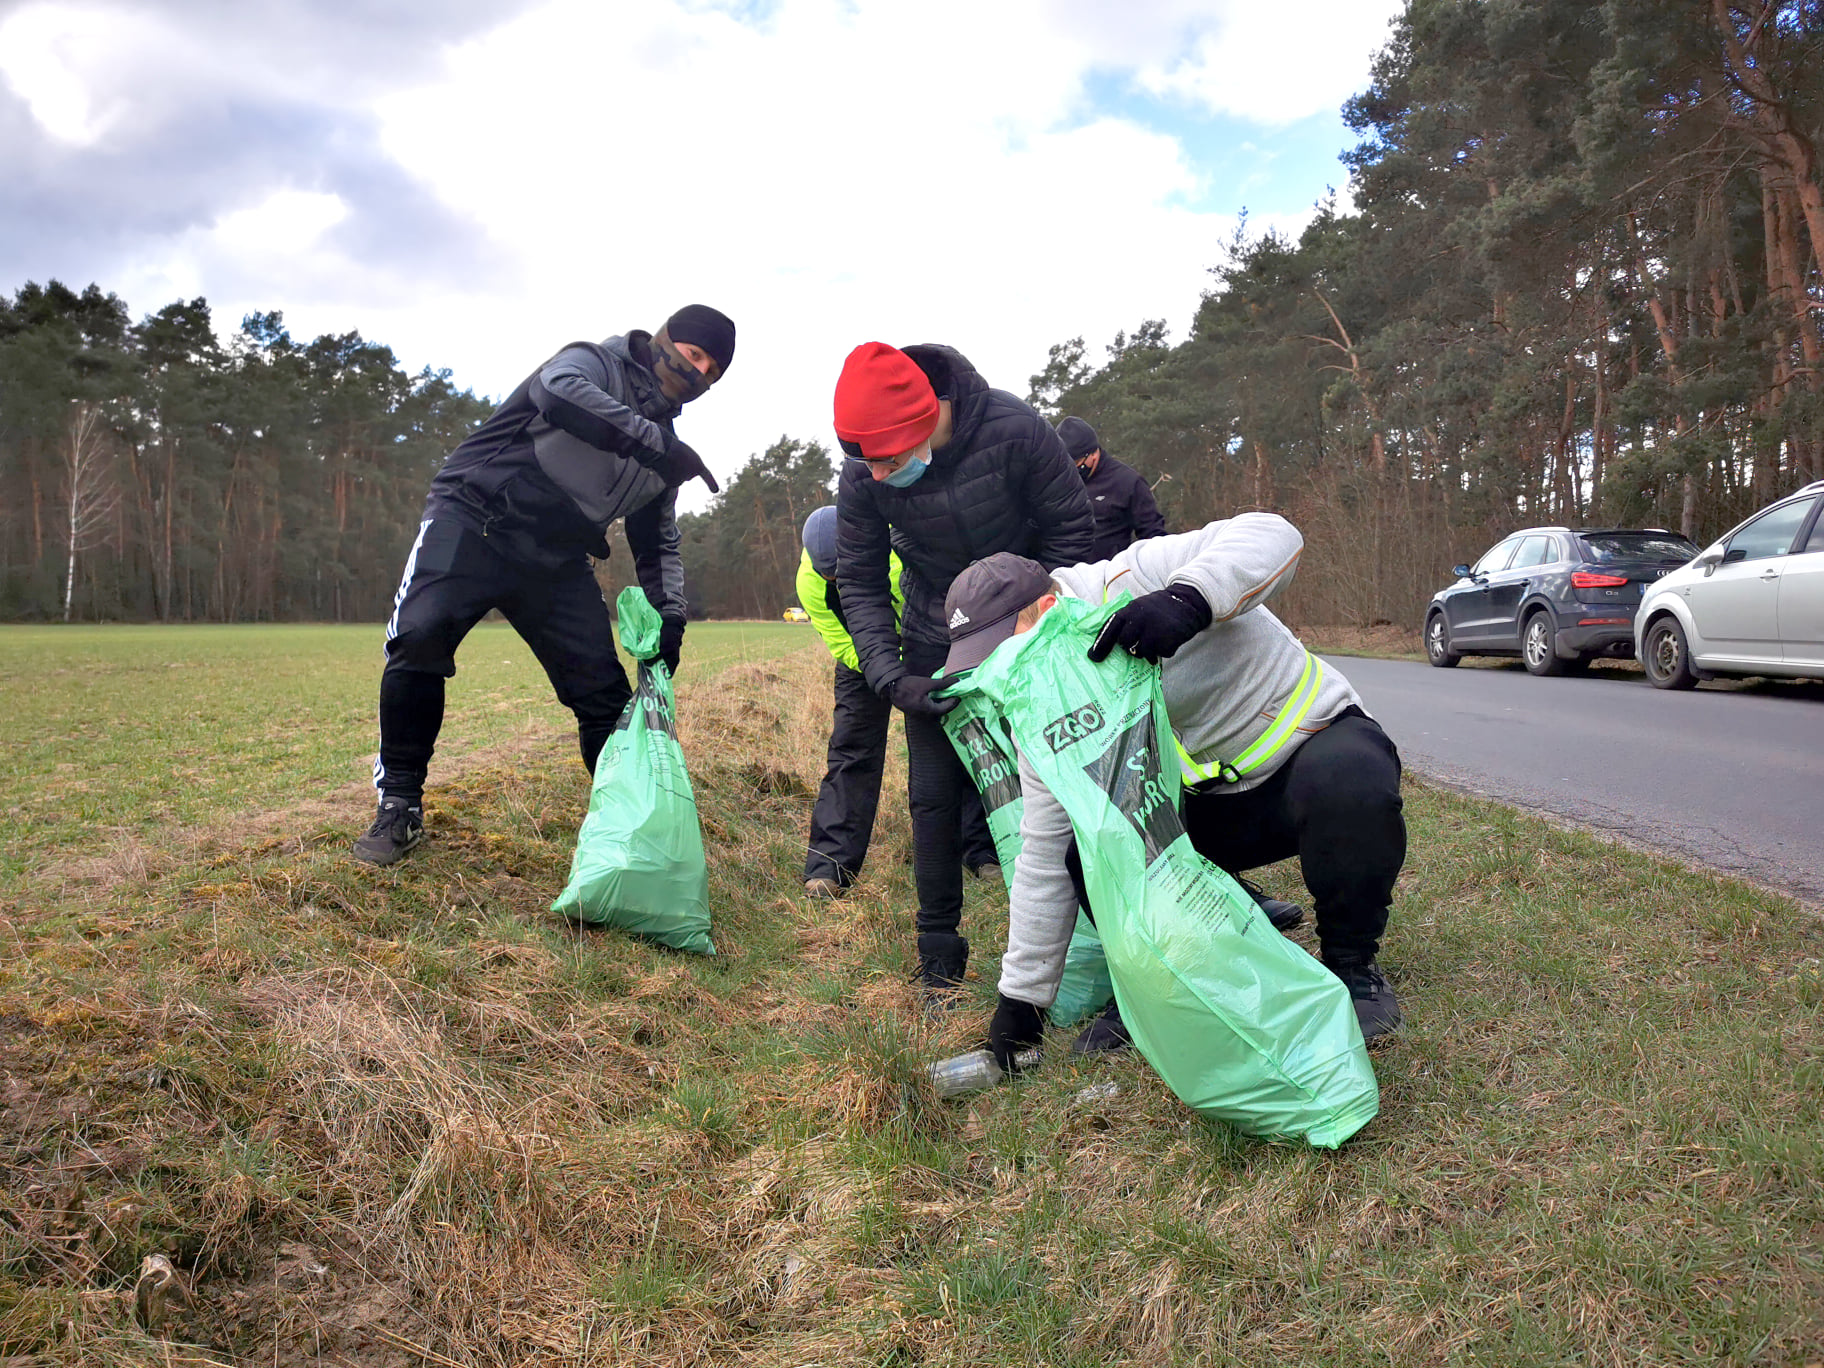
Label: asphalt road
xmin=1329 ymin=655 xmax=1824 ymax=906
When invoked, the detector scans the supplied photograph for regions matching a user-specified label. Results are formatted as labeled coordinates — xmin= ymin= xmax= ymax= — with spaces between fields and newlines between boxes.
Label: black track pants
xmin=805 ymin=662 xmax=891 ymax=885
xmin=1181 ymin=707 xmax=1405 ymax=965
xmin=374 ymin=519 xmax=631 ymax=803
xmin=804 ymin=661 xmax=995 ymax=887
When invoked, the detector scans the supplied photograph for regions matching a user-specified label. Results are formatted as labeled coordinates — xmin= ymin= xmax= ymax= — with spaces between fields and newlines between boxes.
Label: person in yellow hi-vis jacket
xmin=797 ymin=506 xmax=997 ymax=898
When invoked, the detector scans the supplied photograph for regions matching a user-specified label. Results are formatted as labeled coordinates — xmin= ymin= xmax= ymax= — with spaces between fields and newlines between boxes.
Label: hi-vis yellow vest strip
xmin=1175 ymin=651 xmax=1324 ymax=786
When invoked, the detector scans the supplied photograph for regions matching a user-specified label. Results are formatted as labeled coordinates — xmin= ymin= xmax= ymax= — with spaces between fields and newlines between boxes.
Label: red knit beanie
xmin=833 ymin=342 xmax=939 ymax=459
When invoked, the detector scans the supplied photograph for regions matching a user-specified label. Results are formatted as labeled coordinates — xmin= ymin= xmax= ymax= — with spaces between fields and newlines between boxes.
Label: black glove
xmin=886 ymin=675 xmax=958 ymax=718
xmin=649 ymin=432 xmax=720 ymax=494
xmin=986 ymin=994 xmax=1045 ymax=1073
xmin=658 ymin=616 xmax=685 ymax=677
xmin=1087 ymin=583 xmax=1213 ymax=664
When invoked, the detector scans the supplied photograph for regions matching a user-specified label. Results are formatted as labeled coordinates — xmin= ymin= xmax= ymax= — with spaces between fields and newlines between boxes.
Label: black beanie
xmin=665 ymin=304 xmax=736 ymax=375
xmin=1056 ymin=416 xmax=1100 ymax=459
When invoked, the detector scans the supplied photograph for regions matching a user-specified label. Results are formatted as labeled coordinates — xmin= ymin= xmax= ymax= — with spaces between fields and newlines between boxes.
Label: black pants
xmin=805 ymin=660 xmax=994 ymax=886
xmin=374 ymin=518 xmax=631 ymax=804
xmin=900 ymin=637 xmax=983 ymax=934
xmin=1067 ymin=708 xmax=1404 ymax=966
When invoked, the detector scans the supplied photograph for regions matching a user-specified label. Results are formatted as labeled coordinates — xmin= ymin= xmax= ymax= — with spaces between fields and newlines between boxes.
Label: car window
xmin=1725 ymin=497 xmax=1818 ymax=563
xmin=1473 ymin=538 xmax=1521 ymax=574
xmin=1578 ymin=532 xmax=1699 ymax=563
xmin=1803 ymin=510 xmax=1824 ymax=555
xmin=1510 ymin=535 xmax=1555 ymax=569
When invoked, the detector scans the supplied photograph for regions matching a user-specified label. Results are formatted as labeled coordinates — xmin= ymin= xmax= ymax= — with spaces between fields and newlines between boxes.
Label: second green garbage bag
xmin=551 ymin=587 xmax=714 ymax=955
xmin=944 ymin=693 xmax=1113 ymax=1028
xmin=941 ymin=595 xmax=1378 ymax=1148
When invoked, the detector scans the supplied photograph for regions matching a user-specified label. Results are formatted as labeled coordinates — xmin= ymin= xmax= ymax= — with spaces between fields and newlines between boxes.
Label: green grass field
xmin=1 ymin=623 xmax=1820 ymax=1366
xmin=0 ymin=620 xmax=809 ymax=890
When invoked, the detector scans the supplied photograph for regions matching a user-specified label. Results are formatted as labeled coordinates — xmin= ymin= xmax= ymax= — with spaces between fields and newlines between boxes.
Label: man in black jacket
xmin=832 ymin=341 xmax=1094 ymax=993
xmin=353 ymin=305 xmax=733 ymax=866
xmin=1056 ymin=417 xmax=1166 ymax=560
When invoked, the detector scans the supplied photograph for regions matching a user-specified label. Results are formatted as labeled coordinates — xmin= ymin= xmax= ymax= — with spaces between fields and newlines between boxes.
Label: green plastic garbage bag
xmin=941 ymin=595 xmax=1378 ymax=1148
xmin=944 ymin=693 xmax=1112 ymax=1027
xmin=1050 ymin=911 xmax=1115 ymax=1029
xmin=551 ymin=587 xmax=714 ymax=955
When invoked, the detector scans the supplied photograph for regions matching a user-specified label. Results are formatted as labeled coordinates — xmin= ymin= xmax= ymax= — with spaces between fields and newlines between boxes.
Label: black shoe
xmin=1327 ymin=959 xmax=1402 ymax=1043
xmin=1071 ymin=999 xmax=1131 ymax=1056
xmin=914 ymin=932 xmax=970 ymax=1010
xmin=353 ymin=797 xmax=424 ymax=866
xmin=967 ymin=862 xmax=1003 ymax=883
xmin=1236 ymin=876 xmax=1304 ymax=933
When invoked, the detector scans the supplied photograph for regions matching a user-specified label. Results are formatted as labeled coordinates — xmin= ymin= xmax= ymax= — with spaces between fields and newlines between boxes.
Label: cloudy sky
xmin=0 ymin=0 xmax=1402 ymax=502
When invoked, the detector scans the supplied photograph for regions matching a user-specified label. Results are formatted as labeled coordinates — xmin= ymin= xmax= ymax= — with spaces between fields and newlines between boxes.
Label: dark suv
xmin=1425 ymin=528 xmax=1699 ymax=674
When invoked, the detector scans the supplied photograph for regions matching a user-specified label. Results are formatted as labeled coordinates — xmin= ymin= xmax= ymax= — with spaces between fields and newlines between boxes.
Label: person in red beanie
xmin=832 ymin=340 xmax=1094 ymax=999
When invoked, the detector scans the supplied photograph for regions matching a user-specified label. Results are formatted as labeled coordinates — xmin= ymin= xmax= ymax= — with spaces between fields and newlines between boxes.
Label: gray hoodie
xmin=997 ymin=513 xmax=1365 ymax=1009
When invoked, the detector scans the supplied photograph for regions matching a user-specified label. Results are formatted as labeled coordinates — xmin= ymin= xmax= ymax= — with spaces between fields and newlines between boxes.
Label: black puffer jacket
xmin=836 ymin=344 xmax=1095 ymax=693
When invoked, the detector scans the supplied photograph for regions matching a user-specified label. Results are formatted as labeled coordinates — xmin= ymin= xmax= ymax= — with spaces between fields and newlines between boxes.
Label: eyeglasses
xmin=839 ymin=438 xmax=912 ymax=466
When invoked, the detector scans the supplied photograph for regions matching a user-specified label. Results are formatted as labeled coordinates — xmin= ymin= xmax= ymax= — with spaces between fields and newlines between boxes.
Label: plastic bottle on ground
xmin=928 ymin=1048 xmax=1041 ymax=1099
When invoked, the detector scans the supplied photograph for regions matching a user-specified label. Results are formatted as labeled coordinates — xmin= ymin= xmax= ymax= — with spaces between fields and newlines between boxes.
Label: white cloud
xmin=357 ymin=0 xmax=1256 ymax=499
xmin=0 ymin=3 xmax=131 ymax=144
xmin=1136 ymin=0 xmax=1405 ymax=124
xmin=3 ymin=0 xmax=1399 ymax=509
xmin=212 ymin=189 xmax=349 ymax=259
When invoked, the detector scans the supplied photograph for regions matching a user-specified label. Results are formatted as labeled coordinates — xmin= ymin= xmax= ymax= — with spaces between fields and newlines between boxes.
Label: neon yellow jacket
xmin=796 ymin=548 xmax=905 ymax=673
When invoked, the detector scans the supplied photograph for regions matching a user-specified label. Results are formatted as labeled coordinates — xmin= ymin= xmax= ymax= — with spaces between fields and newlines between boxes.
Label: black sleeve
xmin=834 ymin=470 xmax=904 ymax=694
xmin=1018 ymin=414 xmax=1096 ymax=570
xmin=1127 ymin=466 xmax=1167 ymax=540
xmin=624 ymin=487 xmax=686 ymax=621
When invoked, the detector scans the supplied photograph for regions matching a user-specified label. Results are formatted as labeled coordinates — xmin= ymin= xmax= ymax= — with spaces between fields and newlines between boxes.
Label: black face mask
xmin=652 ymin=328 xmax=714 ymax=405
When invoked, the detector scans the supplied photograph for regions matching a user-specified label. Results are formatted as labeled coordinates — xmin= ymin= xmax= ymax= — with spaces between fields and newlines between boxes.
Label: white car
xmin=1636 ymin=479 xmax=1824 ymax=688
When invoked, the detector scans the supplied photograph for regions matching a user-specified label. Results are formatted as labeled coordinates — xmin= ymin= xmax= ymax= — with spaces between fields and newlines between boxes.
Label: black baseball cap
xmin=942 ymin=553 xmax=1053 ymax=676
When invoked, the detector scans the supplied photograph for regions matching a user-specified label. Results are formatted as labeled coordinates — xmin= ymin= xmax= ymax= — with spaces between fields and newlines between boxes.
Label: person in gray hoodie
xmin=938 ymin=515 xmax=1406 ymax=1064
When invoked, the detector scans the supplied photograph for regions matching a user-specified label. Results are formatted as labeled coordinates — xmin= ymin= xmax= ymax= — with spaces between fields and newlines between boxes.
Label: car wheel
xmin=1522 ymin=611 xmax=1566 ymax=676
xmin=1642 ymin=615 xmax=1698 ymax=690
xmin=1425 ymin=612 xmax=1460 ymax=668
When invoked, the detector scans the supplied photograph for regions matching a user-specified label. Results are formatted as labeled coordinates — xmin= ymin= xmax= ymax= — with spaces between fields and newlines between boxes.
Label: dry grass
xmin=1295 ymin=621 xmax=1424 ymax=660
xmin=3 ymin=639 xmax=1822 ymax=1365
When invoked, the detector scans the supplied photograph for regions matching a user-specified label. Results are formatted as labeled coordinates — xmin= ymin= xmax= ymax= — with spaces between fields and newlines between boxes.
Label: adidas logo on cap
xmin=949 ymin=607 xmax=971 ymax=630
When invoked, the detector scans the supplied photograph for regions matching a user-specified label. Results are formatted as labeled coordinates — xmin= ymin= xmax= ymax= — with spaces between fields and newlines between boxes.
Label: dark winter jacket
xmin=1081 ymin=452 xmax=1167 ymax=561
xmin=424 ymin=332 xmax=685 ymax=616
xmin=835 ymin=344 xmax=1095 ymax=693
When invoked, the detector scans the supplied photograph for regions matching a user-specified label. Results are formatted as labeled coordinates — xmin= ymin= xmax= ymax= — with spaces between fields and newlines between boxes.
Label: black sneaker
xmin=1071 ymin=999 xmax=1131 ymax=1056
xmin=1328 ymin=959 xmax=1402 ymax=1043
xmin=914 ymin=932 xmax=970 ymax=1011
xmin=1236 ymin=876 xmax=1304 ymax=933
xmin=353 ymin=798 xmax=424 ymax=866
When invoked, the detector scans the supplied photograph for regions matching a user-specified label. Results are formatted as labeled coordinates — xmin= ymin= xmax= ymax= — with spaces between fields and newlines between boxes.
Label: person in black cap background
xmin=354 ymin=305 xmax=734 ymax=866
xmin=1056 ymin=417 xmax=1166 ymax=562
xmin=795 ymin=506 xmax=998 ymax=897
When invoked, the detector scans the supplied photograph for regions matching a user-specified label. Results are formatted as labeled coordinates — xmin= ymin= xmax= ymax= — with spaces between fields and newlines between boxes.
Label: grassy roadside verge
xmin=3 ymin=626 xmax=1821 ymax=1365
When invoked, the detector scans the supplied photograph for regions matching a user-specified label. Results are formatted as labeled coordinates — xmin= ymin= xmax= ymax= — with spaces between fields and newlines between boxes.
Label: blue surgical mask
xmin=883 ymin=452 xmax=931 ymax=488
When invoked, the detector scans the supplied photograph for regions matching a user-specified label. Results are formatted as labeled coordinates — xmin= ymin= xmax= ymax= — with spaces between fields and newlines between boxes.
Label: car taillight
xmin=1572 ymin=570 xmax=1630 ymax=589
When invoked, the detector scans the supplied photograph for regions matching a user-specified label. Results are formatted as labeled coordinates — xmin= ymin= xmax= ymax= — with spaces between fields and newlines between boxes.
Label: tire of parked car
xmin=1521 ymin=610 xmax=1571 ymax=677
xmin=1641 ymin=614 xmax=1699 ymax=690
xmin=1425 ymin=612 xmax=1461 ymax=668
